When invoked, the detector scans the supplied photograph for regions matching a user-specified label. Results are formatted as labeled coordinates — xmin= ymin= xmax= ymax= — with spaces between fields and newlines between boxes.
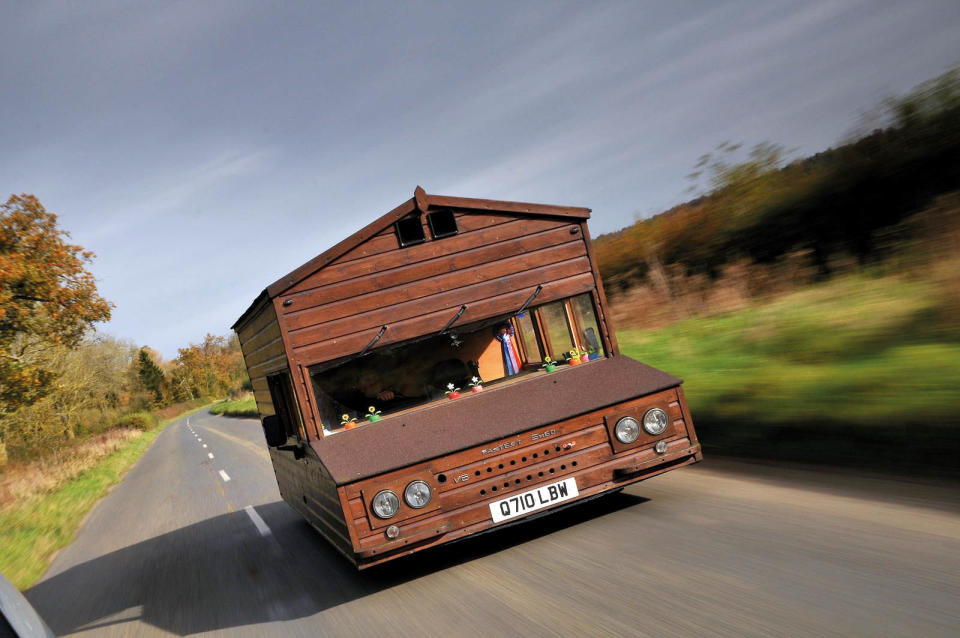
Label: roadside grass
xmin=0 ymin=429 xmax=143 ymax=510
xmin=617 ymin=272 xmax=960 ymax=470
xmin=209 ymin=395 xmax=258 ymax=418
xmin=0 ymin=404 xmax=211 ymax=590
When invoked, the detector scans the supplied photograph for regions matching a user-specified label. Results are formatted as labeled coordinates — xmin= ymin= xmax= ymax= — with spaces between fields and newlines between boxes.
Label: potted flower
xmin=567 ymin=349 xmax=582 ymax=366
xmin=542 ymin=356 xmax=557 ymax=373
xmin=587 ymin=346 xmax=599 ymax=361
xmin=366 ymin=406 xmax=382 ymax=422
xmin=445 ymin=383 xmax=461 ymax=399
xmin=468 ymin=376 xmax=484 ymax=393
xmin=579 ymin=347 xmax=590 ymax=363
xmin=341 ymin=413 xmax=359 ymax=430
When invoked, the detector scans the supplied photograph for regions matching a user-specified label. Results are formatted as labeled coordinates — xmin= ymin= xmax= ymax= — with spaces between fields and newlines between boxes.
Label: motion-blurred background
xmin=596 ymin=69 xmax=960 ymax=474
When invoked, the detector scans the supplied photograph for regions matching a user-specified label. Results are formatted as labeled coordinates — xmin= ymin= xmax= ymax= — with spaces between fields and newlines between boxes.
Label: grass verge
xmin=0 ymin=404 xmax=211 ymax=590
xmin=618 ymin=272 xmax=960 ymax=473
xmin=209 ymin=395 xmax=258 ymax=418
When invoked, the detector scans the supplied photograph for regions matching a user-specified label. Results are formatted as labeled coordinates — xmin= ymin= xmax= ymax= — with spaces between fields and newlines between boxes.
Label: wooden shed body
xmin=232 ymin=187 xmax=701 ymax=567
xmin=233 ymin=187 xmax=616 ymax=437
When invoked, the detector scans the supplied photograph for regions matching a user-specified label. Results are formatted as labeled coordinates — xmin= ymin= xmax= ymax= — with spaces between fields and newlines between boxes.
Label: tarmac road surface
xmin=25 ymin=411 xmax=960 ymax=637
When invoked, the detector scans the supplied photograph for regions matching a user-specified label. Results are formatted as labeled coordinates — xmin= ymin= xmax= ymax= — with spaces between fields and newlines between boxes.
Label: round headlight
xmin=371 ymin=489 xmax=400 ymax=519
xmin=615 ymin=416 xmax=641 ymax=444
xmin=643 ymin=408 xmax=669 ymax=436
xmin=404 ymin=480 xmax=432 ymax=509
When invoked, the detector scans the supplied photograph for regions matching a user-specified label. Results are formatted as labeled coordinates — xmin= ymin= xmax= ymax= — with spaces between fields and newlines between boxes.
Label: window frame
xmin=303 ymin=292 xmax=608 ymax=432
xmin=267 ymin=372 xmax=307 ymax=442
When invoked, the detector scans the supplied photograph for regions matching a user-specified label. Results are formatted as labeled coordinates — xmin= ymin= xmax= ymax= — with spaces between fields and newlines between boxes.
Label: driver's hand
xmin=377 ymin=390 xmax=395 ymax=401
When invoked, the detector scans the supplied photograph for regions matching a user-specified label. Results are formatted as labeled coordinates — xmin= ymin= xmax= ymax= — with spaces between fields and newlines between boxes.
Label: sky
xmin=1 ymin=1 xmax=958 ymax=359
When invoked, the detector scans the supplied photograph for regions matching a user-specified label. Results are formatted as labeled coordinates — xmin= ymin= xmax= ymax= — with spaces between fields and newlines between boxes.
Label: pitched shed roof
xmin=232 ymin=187 xmax=591 ymax=330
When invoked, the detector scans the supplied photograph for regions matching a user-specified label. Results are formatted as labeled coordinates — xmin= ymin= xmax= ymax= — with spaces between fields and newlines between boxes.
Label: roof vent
xmin=395 ymin=215 xmax=426 ymax=247
xmin=427 ymin=209 xmax=458 ymax=239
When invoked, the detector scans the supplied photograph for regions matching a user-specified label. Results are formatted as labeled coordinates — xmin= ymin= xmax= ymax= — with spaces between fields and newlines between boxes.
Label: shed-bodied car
xmin=232 ymin=187 xmax=701 ymax=568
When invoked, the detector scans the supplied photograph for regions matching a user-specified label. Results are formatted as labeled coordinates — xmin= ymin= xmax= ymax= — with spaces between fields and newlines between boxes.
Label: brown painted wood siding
xmin=236 ymin=300 xmax=288 ymax=417
xmin=278 ymin=212 xmax=594 ymax=366
xmin=339 ymin=388 xmax=691 ymax=555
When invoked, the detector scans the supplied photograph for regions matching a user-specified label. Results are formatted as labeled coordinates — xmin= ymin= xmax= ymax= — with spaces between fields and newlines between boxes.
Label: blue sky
xmin=2 ymin=1 xmax=958 ymax=358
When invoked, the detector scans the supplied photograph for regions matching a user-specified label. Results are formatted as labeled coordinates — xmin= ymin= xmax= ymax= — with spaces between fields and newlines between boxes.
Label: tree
xmin=0 ymin=336 xmax=137 ymax=456
xmin=0 ymin=194 xmax=113 ymax=419
xmin=170 ymin=333 xmax=247 ymax=401
xmin=137 ymin=348 xmax=167 ymax=406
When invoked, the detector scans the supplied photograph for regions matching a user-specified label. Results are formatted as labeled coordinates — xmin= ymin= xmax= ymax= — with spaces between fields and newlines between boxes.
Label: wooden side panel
xmin=235 ymin=301 xmax=288 ymax=417
xmin=278 ymin=213 xmax=592 ymax=367
xmin=294 ymin=272 xmax=595 ymax=364
xmin=270 ymin=448 xmax=355 ymax=563
xmin=302 ymin=454 xmax=354 ymax=559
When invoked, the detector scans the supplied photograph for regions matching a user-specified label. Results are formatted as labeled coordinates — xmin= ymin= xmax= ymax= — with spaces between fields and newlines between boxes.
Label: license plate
xmin=489 ymin=477 xmax=579 ymax=523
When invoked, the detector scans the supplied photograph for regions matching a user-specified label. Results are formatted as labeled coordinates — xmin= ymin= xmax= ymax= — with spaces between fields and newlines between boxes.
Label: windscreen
xmin=310 ymin=293 xmax=604 ymax=433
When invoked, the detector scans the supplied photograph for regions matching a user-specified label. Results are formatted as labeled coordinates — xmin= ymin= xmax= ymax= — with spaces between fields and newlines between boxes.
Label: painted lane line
xmin=219 ymin=470 xmax=231 ymax=482
xmin=244 ymin=505 xmax=272 ymax=537
xmin=208 ymin=452 xmax=214 ymax=459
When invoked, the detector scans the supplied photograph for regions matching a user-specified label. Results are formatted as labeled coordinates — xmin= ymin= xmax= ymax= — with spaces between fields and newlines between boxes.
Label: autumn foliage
xmin=0 ymin=195 xmax=247 ymax=465
xmin=0 ymin=195 xmax=113 ymax=417
xmin=595 ymin=68 xmax=960 ymax=299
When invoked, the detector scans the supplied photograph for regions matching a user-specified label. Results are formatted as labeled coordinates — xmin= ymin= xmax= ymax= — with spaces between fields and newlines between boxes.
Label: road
xmin=25 ymin=411 xmax=960 ymax=637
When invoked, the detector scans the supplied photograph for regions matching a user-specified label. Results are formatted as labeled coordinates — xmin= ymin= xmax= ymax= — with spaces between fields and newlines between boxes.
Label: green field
xmin=209 ymin=395 xmax=258 ymax=418
xmin=617 ymin=272 xmax=960 ymax=471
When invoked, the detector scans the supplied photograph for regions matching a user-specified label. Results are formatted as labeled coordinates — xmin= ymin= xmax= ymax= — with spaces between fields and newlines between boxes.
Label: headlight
xmin=643 ymin=408 xmax=669 ymax=436
xmin=371 ymin=490 xmax=400 ymax=519
xmin=404 ymin=480 xmax=432 ymax=509
xmin=615 ymin=416 xmax=640 ymax=444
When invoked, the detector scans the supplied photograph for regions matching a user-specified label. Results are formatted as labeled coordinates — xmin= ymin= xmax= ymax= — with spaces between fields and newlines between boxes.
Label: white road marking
xmin=244 ymin=505 xmax=272 ymax=536
xmin=208 ymin=452 xmax=214 ymax=459
xmin=202 ymin=444 xmax=208 ymax=448
xmin=197 ymin=438 xmax=202 ymax=442
xmin=219 ymin=470 xmax=231 ymax=482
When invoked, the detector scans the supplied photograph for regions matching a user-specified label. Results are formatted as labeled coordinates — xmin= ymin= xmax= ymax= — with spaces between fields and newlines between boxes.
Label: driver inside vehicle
xmin=355 ymin=368 xmax=425 ymax=403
